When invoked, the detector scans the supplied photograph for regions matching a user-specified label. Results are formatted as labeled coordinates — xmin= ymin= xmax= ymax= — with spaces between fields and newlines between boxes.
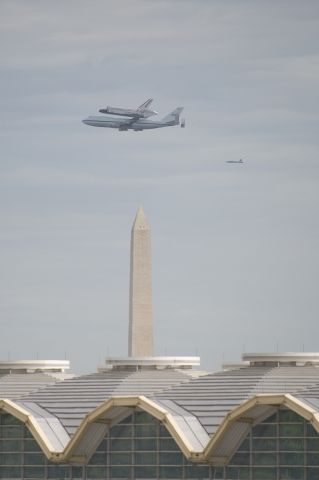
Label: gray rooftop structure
xmin=16 ymin=369 xmax=202 ymax=436
xmin=0 ymin=359 xmax=75 ymax=401
xmin=155 ymin=364 xmax=319 ymax=436
xmin=1 ymin=355 xmax=319 ymax=464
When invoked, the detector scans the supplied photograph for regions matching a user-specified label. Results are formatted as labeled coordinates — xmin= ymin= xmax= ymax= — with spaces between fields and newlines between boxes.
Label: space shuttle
xmin=99 ymin=99 xmax=158 ymax=119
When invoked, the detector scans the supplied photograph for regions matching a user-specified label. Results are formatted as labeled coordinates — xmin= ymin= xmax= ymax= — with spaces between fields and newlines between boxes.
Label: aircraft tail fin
xmin=138 ymin=98 xmax=153 ymax=111
xmin=161 ymin=107 xmax=184 ymax=124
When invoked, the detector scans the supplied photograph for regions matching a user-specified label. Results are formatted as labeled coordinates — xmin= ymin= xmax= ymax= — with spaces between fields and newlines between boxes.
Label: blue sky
xmin=1 ymin=0 xmax=319 ymax=373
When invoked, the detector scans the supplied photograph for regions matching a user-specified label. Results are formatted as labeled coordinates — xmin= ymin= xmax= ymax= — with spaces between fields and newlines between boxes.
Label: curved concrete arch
xmin=204 ymin=393 xmax=319 ymax=464
xmin=0 ymin=399 xmax=66 ymax=461
xmin=0 ymin=396 xmax=206 ymax=463
xmin=64 ymin=395 xmax=202 ymax=463
xmin=2 ymin=394 xmax=319 ymax=465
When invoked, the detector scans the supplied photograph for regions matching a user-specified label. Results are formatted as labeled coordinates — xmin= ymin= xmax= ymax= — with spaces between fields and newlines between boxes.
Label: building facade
xmin=1 ymin=404 xmax=319 ymax=480
xmin=1 ymin=354 xmax=319 ymax=479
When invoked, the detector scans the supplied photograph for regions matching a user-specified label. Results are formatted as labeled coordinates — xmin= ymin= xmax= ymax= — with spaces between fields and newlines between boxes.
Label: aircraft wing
xmin=118 ymin=117 xmax=138 ymax=131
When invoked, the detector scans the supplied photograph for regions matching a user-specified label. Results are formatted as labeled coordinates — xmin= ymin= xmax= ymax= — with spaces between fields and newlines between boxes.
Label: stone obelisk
xmin=128 ymin=207 xmax=154 ymax=357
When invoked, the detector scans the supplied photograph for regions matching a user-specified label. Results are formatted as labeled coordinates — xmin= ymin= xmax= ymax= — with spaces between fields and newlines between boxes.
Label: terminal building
xmin=1 ymin=208 xmax=319 ymax=480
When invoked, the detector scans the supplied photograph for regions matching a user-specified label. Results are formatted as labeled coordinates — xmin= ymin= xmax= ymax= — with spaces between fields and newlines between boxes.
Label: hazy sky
xmin=1 ymin=0 xmax=319 ymax=374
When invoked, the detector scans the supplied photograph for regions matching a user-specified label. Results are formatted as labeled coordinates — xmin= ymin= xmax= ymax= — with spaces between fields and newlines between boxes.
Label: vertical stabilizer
xmin=161 ymin=107 xmax=183 ymax=124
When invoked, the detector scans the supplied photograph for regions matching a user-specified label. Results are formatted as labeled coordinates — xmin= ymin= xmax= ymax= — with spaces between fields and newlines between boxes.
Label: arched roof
xmin=204 ymin=393 xmax=319 ymax=464
xmin=3 ymin=363 xmax=319 ymax=464
xmin=1 ymin=393 xmax=319 ymax=464
xmin=0 ymin=399 xmax=70 ymax=460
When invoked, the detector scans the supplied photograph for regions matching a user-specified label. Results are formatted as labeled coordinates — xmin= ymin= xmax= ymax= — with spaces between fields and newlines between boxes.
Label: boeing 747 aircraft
xmin=82 ymin=101 xmax=185 ymax=131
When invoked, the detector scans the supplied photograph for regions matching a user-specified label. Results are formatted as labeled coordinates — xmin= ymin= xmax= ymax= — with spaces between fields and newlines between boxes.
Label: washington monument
xmin=128 ymin=207 xmax=154 ymax=357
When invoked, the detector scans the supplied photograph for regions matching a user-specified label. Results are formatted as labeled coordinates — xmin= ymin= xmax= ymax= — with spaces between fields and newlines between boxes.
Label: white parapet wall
xmin=99 ymin=356 xmax=201 ymax=371
xmin=242 ymin=352 xmax=319 ymax=366
xmin=0 ymin=360 xmax=70 ymax=373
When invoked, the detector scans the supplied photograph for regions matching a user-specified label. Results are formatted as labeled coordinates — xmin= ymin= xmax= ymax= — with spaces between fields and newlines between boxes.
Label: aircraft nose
xmin=82 ymin=119 xmax=89 ymax=125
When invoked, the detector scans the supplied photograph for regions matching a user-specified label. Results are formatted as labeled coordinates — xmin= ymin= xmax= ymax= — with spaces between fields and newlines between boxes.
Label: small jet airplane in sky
xmin=99 ymin=98 xmax=157 ymax=119
xmin=226 ymin=159 xmax=244 ymax=164
xmin=82 ymin=100 xmax=185 ymax=131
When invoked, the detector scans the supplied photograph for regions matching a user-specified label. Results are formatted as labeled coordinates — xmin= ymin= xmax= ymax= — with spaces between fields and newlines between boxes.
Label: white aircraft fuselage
xmin=82 ymin=107 xmax=184 ymax=131
xmin=82 ymin=115 xmax=176 ymax=130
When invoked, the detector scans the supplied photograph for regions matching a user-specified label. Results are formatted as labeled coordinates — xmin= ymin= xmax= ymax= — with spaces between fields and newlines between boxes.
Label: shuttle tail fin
xmin=138 ymin=98 xmax=153 ymax=111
